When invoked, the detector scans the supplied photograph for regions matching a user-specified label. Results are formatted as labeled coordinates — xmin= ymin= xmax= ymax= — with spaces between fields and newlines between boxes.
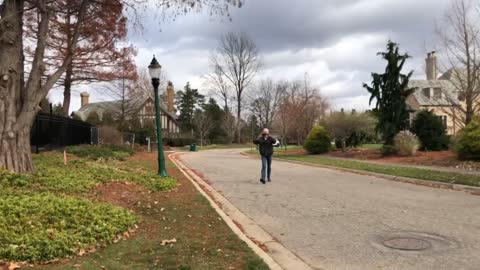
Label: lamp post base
xmin=159 ymin=169 xmax=168 ymax=177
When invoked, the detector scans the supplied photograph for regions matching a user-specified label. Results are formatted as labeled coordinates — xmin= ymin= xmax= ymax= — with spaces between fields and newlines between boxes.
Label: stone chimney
xmin=80 ymin=92 xmax=89 ymax=108
xmin=426 ymin=51 xmax=438 ymax=80
xmin=166 ymin=81 xmax=175 ymax=113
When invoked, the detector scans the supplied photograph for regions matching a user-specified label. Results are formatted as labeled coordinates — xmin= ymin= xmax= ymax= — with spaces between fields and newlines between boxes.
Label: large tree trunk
xmin=62 ymin=65 xmax=73 ymax=116
xmin=62 ymin=13 xmax=74 ymax=116
xmin=236 ymin=98 xmax=241 ymax=143
xmin=0 ymin=0 xmax=35 ymax=172
xmin=466 ymin=95 xmax=474 ymax=125
xmin=0 ymin=126 xmax=34 ymax=172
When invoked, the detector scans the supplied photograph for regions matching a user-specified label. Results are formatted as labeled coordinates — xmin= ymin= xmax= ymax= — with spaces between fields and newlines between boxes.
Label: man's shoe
xmin=267 ymin=179 xmax=271 ymax=182
xmin=260 ymin=179 xmax=266 ymax=184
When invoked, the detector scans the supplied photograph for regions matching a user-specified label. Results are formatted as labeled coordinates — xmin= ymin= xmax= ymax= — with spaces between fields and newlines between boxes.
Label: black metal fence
xmin=31 ymin=112 xmax=97 ymax=151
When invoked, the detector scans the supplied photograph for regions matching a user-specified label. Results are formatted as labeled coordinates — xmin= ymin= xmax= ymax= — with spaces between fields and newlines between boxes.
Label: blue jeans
xmin=261 ymin=155 xmax=272 ymax=181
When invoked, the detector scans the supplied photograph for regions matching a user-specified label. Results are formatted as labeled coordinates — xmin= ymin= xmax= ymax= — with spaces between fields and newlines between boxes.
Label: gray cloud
xmin=60 ymin=0 xmax=453 ymax=112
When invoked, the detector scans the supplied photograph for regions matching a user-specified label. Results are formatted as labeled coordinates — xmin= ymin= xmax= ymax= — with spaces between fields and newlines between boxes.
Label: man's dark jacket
xmin=253 ymin=136 xmax=277 ymax=156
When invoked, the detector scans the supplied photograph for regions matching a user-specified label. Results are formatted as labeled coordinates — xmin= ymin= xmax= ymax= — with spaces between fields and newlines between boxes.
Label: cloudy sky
xmin=53 ymin=0 xmax=453 ymax=112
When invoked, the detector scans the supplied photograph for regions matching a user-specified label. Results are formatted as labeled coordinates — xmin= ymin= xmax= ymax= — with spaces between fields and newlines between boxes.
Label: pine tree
xmin=204 ymin=98 xmax=226 ymax=143
xmin=363 ymin=41 xmax=414 ymax=147
xmin=176 ymin=83 xmax=205 ymax=134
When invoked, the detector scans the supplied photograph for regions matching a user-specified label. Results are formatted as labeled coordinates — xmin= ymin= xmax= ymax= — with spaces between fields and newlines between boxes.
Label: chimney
xmin=166 ymin=81 xmax=175 ymax=113
xmin=426 ymin=51 xmax=437 ymax=80
xmin=80 ymin=92 xmax=89 ymax=108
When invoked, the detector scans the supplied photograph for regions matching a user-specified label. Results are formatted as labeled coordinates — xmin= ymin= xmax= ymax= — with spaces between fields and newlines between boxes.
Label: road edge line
xmin=169 ymin=152 xmax=313 ymax=270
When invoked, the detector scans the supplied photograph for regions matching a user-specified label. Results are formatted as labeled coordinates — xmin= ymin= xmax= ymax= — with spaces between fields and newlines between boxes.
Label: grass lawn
xmin=198 ymin=144 xmax=254 ymax=151
xmin=1 ymin=147 xmax=268 ymax=269
xmin=33 ymin=154 xmax=268 ymax=270
xmin=359 ymin=144 xmax=383 ymax=150
xmin=245 ymin=150 xmax=480 ymax=187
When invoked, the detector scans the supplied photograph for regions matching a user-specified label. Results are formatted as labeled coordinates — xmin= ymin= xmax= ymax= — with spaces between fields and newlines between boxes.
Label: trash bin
xmin=189 ymin=143 xmax=197 ymax=152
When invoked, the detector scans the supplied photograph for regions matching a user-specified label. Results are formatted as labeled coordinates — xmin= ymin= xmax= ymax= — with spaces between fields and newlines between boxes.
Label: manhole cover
xmin=383 ymin=237 xmax=431 ymax=251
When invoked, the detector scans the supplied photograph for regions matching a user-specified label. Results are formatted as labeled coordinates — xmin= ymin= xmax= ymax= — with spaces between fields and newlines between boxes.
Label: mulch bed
xmin=327 ymin=149 xmax=480 ymax=171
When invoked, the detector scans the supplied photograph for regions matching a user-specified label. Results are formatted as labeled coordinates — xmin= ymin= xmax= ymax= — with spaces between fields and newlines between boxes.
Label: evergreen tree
xmin=52 ymin=103 xmax=64 ymax=116
xmin=176 ymin=82 xmax=205 ymax=134
xmin=411 ymin=110 xmax=449 ymax=151
xmin=363 ymin=41 xmax=414 ymax=146
xmin=204 ymin=98 xmax=226 ymax=143
xmin=86 ymin=111 xmax=101 ymax=126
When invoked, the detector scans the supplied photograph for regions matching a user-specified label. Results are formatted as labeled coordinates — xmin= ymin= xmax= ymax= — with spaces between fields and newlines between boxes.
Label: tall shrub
xmin=323 ymin=111 xmax=376 ymax=150
xmin=303 ymin=126 xmax=332 ymax=154
xmin=456 ymin=118 xmax=480 ymax=160
xmin=394 ymin=130 xmax=420 ymax=156
xmin=411 ymin=110 xmax=449 ymax=151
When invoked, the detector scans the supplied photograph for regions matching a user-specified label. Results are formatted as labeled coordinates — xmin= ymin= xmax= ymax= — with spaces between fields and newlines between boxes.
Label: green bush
xmin=303 ymin=126 xmax=332 ymax=154
xmin=411 ymin=110 xmax=449 ymax=151
xmin=394 ymin=130 xmax=420 ymax=156
xmin=0 ymin=193 xmax=136 ymax=263
xmin=66 ymin=144 xmax=134 ymax=161
xmin=455 ymin=118 xmax=480 ymax=160
xmin=33 ymin=154 xmax=176 ymax=194
xmin=0 ymin=154 xmax=177 ymax=194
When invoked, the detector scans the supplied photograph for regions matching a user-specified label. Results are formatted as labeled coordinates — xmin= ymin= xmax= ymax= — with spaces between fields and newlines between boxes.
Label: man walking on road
xmin=253 ymin=128 xmax=279 ymax=184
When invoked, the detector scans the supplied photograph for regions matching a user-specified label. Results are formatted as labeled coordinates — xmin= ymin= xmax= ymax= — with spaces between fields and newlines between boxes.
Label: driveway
xmin=180 ymin=149 xmax=480 ymax=270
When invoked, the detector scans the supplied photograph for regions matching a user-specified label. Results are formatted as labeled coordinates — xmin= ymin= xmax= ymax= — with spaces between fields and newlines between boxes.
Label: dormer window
xmin=422 ymin=88 xmax=431 ymax=99
xmin=433 ymin=88 xmax=442 ymax=99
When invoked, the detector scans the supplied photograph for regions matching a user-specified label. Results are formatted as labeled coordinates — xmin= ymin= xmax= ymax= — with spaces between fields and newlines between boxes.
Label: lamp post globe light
xmin=148 ymin=56 xmax=168 ymax=177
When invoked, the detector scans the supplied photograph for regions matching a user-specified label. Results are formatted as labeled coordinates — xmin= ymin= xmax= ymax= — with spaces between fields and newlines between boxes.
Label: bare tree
xmin=194 ymin=109 xmax=215 ymax=148
xmin=275 ymin=76 xmax=329 ymax=147
xmin=204 ymin=65 xmax=232 ymax=111
xmin=100 ymin=68 xmax=138 ymax=130
xmin=211 ymin=32 xmax=261 ymax=143
xmin=249 ymin=78 xmax=286 ymax=129
xmin=222 ymin=111 xmax=236 ymax=144
xmin=437 ymin=0 xmax=480 ymax=126
xmin=135 ymin=68 xmax=169 ymax=101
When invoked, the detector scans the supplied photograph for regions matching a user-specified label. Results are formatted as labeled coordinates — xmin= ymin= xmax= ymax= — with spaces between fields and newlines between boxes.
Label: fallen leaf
xmin=160 ymin=208 xmax=165 ymax=212
xmin=161 ymin=239 xmax=177 ymax=246
xmin=187 ymin=215 xmax=192 ymax=218
xmin=8 ymin=263 xmax=21 ymax=270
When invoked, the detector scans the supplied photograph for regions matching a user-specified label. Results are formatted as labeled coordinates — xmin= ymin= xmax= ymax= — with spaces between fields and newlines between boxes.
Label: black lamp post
xmin=148 ymin=56 xmax=167 ymax=177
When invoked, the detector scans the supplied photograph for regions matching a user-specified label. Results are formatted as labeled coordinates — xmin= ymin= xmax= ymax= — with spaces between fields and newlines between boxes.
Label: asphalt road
xmin=180 ymin=149 xmax=480 ymax=270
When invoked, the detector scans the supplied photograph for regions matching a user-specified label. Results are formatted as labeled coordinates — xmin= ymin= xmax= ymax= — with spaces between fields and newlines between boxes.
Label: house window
xmin=440 ymin=115 xmax=447 ymax=128
xmin=145 ymin=102 xmax=154 ymax=114
xmin=422 ymin=88 xmax=430 ymax=99
xmin=433 ymin=88 xmax=442 ymax=99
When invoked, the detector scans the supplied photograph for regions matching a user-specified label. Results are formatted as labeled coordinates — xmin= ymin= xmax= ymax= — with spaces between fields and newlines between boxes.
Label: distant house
xmin=72 ymin=82 xmax=180 ymax=138
xmin=407 ymin=52 xmax=464 ymax=135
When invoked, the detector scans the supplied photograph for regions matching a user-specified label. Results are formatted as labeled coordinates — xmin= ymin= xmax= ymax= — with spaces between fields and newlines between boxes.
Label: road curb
xmin=240 ymin=152 xmax=480 ymax=195
xmin=169 ymin=152 xmax=313 ymax=270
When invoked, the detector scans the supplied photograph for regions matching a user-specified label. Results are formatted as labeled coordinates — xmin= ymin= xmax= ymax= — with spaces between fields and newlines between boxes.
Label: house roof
xmin=73 ymin=97 xmax=177 ymax=121
xmin=408 ymin=79 xmax=461 ymax=106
